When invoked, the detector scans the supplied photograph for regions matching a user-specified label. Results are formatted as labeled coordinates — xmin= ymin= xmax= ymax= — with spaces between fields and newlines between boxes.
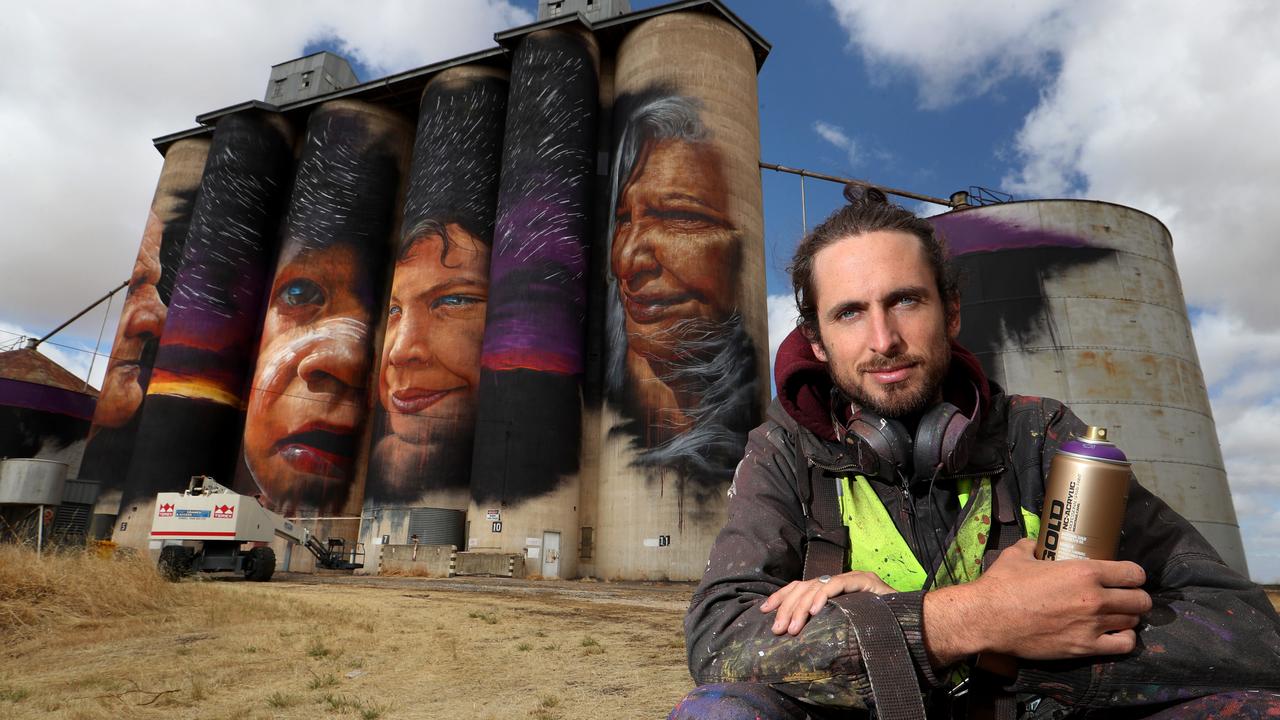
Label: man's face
xmin=380 ymin=226 xmax=488 ymax=441
xmin=808 ymin=230 xmax=959 ymax=419
xmin=95 ymin=210 xmax=167 ymax=428
xmin=611 ymin=138 xmax=740 ymax=363
xmin=243 ymin=244 xmax=372 ymax=512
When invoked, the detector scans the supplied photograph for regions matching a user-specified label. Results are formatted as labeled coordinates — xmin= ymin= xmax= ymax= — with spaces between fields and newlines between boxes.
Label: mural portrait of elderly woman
xmin=604 ymin=86 xmax=758 ymax=489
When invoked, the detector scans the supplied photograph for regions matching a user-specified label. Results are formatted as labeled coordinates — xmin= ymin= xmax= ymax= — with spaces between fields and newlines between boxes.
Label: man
xmin=672 ymin=189 xmax=1280 ymax=719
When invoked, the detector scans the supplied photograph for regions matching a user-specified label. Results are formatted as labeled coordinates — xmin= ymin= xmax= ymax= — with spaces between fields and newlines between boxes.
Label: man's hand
xmin=924 ymin=539 xmax=1152 ymax=668
xmin=761 ymin=571 xmax=896 ymax=636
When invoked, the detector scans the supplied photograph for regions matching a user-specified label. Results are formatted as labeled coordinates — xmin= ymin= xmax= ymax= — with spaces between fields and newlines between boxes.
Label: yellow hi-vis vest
xmin=836 ymin=475 xmax=1042 ymax=591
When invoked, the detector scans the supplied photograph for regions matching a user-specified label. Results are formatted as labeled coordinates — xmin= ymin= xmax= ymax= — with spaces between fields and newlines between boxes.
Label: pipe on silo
xmin=930 ymin=200 xmax=1249 ymax=574
xmin=361 ymin=66 xmax=508 ymax=536
xmin=84 ymin=137 xmax=210 ymax=539
xmin=112 ymin=111 xmax=295 ymax=551
xmin=234 ymin=100 xmax=412 ymax=536
xmin=465 ymin=28 xmax=600 ymax=578
xmin=594 ymin=11 xmax=767 ymax=581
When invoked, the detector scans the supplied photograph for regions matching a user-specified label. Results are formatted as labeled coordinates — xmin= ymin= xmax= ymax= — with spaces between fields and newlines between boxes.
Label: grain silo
xmin=464 ymin=27 xmax=601 ymax=579
xmin=231 ymin=100 xmax=411 ymax=572
xmin=112 ymin=111 xmax=295 ymax=552
xmin=929 ymin=200 xmax=1247 ymax=573
xmin=358 ymin=67 xmax=509 ymax=556
xmin=592 ymin=9 xmax=768 ymax=580
xmin=82 ymin=137 xmax=209 ymax=538
xmin=99 ymin=0 xmax=772 ymax=580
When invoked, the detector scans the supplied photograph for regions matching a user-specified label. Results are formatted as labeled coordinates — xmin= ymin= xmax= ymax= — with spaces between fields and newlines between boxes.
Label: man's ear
xmin=802 ymin=324 xmax=829 ymax=362
xmin=946 ymin=299 xmax=961 ymax=340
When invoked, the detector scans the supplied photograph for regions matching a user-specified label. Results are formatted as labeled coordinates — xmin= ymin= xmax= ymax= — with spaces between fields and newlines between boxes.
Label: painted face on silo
xmin=96 ymin=211 xmax=166 ymax=428
xmin=611 ymin=136 xmax=740 ymax=363
xmin=606 ymin=90 xmax=748 ymax=442
xmin=242 ymin=241 xmax=373 ymax=507
xmin=379 ymin=224 xmax=488 ymax=444
xmin=240 ymin=102 xmax=405 ymax=515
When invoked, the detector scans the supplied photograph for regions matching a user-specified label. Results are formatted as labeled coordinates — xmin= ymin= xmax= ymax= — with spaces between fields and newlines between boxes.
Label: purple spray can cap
xmin=1060 ymin=426 xmax=1128 ymax=464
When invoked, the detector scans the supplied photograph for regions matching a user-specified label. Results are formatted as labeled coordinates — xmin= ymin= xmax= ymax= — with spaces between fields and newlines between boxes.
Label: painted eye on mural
xmin=432 ymin=294 xmax=484 ymax=311
xmin=278 ymin=278 xmax=326 ymax=309
xmin=653 ymin=207 xmax=723 ymax=232
xmin=387 ymin=303 xmax=402 ymax=319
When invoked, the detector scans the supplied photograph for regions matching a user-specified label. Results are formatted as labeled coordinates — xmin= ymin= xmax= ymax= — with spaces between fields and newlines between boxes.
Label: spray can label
xmin=1035 ymin=427 xmax=1131 ymax=561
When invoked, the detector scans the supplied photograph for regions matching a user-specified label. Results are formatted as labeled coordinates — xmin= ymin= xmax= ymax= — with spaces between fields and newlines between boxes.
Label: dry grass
xmin=0 ymin=545 xmax=694 ymax=719
xmin=0 ymin=544 xmax=196 ymax=640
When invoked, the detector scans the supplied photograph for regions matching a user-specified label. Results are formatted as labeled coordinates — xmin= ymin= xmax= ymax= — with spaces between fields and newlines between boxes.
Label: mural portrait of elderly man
xmin=604 ymin=86 xmax=758 ymax=490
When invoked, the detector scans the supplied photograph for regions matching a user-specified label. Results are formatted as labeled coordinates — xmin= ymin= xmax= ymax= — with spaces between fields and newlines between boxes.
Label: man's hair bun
xmin=843 ymin=183 xmax=888 ymax=206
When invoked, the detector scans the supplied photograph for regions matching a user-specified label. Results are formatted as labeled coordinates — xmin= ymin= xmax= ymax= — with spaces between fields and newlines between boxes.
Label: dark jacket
xmin=684 ymin=328 xmax=1280 ymax=712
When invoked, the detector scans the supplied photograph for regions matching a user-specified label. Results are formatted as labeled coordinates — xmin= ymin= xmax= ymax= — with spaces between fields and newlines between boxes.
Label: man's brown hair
xmin=788 ymin=185 xmax=959 ymax=342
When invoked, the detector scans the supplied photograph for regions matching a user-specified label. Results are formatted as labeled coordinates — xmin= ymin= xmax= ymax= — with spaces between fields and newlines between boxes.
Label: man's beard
xmin=827 ymin=343 xmax=951 ymax=420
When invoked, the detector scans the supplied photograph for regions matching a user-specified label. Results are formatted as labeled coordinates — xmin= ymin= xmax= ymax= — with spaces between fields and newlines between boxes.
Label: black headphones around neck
xmin=831 ymin=383 xmax=981 ymax=481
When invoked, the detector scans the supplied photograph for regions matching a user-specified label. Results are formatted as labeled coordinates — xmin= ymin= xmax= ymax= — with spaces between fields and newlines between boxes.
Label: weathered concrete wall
xmin=379 ymin=544 xmax=456 ymax=576
xmin=455 ymin=551 xmax=525 ymax=578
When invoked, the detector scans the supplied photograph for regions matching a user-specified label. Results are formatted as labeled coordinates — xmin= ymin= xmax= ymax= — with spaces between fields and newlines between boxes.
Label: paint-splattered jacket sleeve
xmin=683 ymin=418 xmax=926 ymax=709
xmin=1011 ymin=402 xmax=1280 ymax=708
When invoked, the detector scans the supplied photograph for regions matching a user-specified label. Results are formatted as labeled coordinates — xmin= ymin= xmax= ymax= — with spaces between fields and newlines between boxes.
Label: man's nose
xmin=867 ymin=309 xmax=903 ymax=356
xmin=297 ymin=319 xmax=369 ymax=393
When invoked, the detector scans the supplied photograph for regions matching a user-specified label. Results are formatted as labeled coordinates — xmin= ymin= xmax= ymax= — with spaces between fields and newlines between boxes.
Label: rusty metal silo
xmin=593 ymin=10 xmax=768 ymax=581
xmin=930 ymin=200 xmax=1247 ymax=573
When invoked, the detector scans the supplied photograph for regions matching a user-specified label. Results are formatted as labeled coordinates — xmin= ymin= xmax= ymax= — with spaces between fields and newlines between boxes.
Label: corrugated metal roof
xmin=0 ymin=349 xmax=98 ymax=397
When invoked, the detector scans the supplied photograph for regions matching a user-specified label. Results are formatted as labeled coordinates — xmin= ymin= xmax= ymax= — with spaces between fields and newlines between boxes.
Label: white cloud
xmin=0 ymin=0 xmax=532 ymax=341
xmin=813 ymin=120 xmax=859 ymax=167
xmin=827 ymin=0 xmax=1280 ymax=581
xmin=0 ymin=321 xmax=106 ymax=391
xmin=767 ymin=293 xmax=799 ymax=376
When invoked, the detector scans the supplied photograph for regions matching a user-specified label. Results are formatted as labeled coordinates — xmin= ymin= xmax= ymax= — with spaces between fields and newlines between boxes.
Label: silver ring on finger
xmin=818 ymin=575 xmax=832 ymax=584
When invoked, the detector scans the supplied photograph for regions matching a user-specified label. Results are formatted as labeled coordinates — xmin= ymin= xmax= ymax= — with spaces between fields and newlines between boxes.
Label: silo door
xmin=541 ymin=531 xmax=561 ymax=579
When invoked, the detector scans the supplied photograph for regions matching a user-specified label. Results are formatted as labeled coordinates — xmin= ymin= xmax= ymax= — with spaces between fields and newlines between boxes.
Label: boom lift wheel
xmin=244 ymin=546 xmax=276 ymax=582
xmin=158 ymin=545 xmax=194 ymax=582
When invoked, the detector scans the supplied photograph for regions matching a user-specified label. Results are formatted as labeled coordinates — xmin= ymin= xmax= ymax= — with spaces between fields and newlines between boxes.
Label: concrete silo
xmin=358 ymin=66 xmax=509 ymax=556
xmin=234 ymin=100 xmax=412 ymax=570
xmin=929 ymin=200 xmax=1247 ymax=573
xmin=113 ymin=111 xmax=295 ymax=552
xmin=593 ymin=10 xmax=768 ymax=581
xmin=466 ymin=27 xmax=600 ymax=579
xmin=83 ymin=137 xmax=209 ymax=538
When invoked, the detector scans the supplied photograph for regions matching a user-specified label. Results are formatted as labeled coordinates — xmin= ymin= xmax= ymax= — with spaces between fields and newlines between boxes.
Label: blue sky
xmin=3 ymin=0 xmax=1278 ymax=581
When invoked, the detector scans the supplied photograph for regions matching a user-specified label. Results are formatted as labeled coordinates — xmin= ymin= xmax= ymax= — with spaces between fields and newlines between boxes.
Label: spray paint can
xmin=1035 ymin=426 xmax=1131 ymax=561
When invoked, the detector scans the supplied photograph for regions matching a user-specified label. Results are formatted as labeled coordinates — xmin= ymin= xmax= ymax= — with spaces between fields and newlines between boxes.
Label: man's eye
xmin=388 ymin=304 xmax=402 ymax=318
xmin=897 ymin=296 xmax=919 ymax=307
xmin=278 ymin=278 xmax=325 ymax=308
xmin=836 ymin=309 xmax=861 ymax=321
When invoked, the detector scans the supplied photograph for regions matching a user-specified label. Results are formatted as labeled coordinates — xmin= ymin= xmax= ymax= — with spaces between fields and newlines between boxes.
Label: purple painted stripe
xmin=932 ymin=211 xmax=1092 ymax=256
xmin=0 ymin=377 xmax=96 ymax=421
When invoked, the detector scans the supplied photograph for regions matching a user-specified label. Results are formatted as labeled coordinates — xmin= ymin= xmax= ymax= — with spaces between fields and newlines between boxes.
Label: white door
xmin=541 ymin=531 xmax=561 ymax=578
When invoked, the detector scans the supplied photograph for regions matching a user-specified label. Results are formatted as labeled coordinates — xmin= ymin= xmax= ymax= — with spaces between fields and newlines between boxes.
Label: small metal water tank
xmin=0 ymin=458 xmax=69 ymax=506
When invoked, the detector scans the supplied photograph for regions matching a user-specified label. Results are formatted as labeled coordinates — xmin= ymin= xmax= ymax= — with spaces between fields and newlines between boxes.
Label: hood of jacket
xmin=772 ymin=325 xmax=992 ymax=443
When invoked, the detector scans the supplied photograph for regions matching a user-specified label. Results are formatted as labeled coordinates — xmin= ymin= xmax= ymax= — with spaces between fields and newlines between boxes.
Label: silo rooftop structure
xmin=0 ymin=348 xmax=98 ymax=468
xmin=929 ymin=200 xmax=1248 ymax=573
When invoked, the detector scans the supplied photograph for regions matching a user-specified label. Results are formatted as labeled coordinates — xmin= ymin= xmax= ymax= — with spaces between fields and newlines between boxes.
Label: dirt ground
xmin=0 ymin=571 xmax=697 ymax=720
xmin=2 ymin=553 xmax=1277 ymax=720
